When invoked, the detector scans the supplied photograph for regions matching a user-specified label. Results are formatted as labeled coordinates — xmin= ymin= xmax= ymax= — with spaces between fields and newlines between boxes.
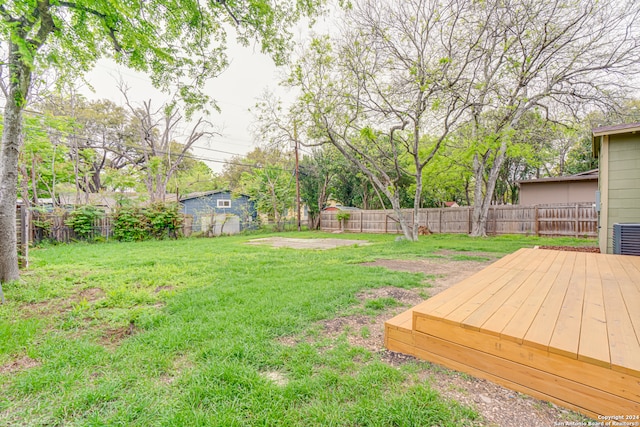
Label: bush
xmin=113 ymin=202 xmax=183 ymax=241
xmin=146 ymin=202 xmax=183 ymax=239
xmin=65 ymin=205 xmax=104 ymax=241
xmin=113 ymin=206 xmax=149 ymax=242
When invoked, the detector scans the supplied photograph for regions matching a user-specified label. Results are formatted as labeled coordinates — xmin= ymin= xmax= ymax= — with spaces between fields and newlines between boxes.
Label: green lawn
xmin=0 ymin=232 xmax=595 ymax=426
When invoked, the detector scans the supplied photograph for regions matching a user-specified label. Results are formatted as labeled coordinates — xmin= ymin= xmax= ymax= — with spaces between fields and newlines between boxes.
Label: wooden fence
xmin=28 ymin=211 xmax=193 ymax=243
xmin=320 ymin=203 xmax=598 ymax=238
xmin=31 ymin=210 xmax=114 ymax=243
xmin=16 ymin=204 xmax=29 ymax=268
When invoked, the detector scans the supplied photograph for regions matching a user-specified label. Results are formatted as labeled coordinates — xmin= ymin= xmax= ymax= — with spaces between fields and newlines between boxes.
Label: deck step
xmin=384 ymin=248 xmax=640 ymax=419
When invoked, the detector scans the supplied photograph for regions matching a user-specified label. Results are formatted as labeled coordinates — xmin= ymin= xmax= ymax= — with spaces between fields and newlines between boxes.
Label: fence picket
xmin=320 ymin=203 xmax=597 ymax=238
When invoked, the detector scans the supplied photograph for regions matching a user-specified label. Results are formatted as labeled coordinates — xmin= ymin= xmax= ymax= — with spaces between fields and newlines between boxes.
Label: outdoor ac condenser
xmin=612 ymin=223 xmax=640 ymax=256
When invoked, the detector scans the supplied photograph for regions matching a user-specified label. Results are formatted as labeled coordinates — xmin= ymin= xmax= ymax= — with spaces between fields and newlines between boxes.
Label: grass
xmin=0 ymin=232 xmax=594 ymax=426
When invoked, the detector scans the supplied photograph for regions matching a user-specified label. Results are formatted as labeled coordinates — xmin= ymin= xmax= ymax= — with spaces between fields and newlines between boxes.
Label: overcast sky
xmin=82 ymin=15 xmax=336 ymax=174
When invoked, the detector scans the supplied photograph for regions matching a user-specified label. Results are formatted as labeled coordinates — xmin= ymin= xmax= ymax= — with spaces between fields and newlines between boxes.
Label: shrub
xmin=113 ymin=206 xmax=149 ymax=242
xmin=146 ymin=202 xmax=183 ymax=239
xmin=113 ymin=202 xmax=183 ymax=241
xmin=65 ymin=205 xmax=104 ymax=241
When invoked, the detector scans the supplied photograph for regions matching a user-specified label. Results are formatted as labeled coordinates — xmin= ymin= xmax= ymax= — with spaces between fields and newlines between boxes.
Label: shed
xmin=592 ymin=122 xmax=640 ymax=254
xmin=517 ymin=169 xmax=598 ymax=206
xmin=180 ymin=190 xmax=256 ymax=235
xmin=322 ymin=205 xmax=362 ymax=212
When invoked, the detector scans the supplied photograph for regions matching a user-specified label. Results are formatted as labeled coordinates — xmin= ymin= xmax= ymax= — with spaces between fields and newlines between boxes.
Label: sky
xmin=83 ymin=40 xmax=279 ymax=174
xmin=81 ymin=17 xmax=334 ymax=174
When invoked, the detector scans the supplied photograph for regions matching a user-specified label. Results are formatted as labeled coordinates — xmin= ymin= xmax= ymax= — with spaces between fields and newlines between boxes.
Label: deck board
xmin=579 ymin=255 xmax=610 ymax=368
xmin=549 ymin=252 xmax=587 ymax=359
xmin=385 ymin=248 xmax=640 ymax=419
xmin=523 ymin=251 xmax=576 ymax=351
xmin=499 ymin=250 xmax=566 ymax=343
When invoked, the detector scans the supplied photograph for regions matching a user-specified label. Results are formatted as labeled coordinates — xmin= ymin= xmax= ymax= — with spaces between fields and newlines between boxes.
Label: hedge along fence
xmin=320 ymin=203 xmax=598 ymax=238
xmin=27 ymin=203 xmax=184 ymax=244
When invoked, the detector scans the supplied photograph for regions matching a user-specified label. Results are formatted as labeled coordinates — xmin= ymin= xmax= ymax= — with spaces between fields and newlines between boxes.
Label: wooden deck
xmin=384 ymin=248 xmax=640 ymax=419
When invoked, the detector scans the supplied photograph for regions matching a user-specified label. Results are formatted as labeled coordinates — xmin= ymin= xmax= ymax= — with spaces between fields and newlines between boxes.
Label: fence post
xmin=575 ymin=204 xmax=579 ymax=238
xmin=18 ymin=204 xmax=29 ymax=269
xmin=494 ymin=207 xmax=498 ymax=235
xmin=439 ymin=209 xmax=442 ymax=233
xmin=360 ymin=211 xmax=363 ymax=233
xmin=468 ymin=207 xmax=471 ymax=234
xmin=534 ymin=206 xmax=539 ymax=236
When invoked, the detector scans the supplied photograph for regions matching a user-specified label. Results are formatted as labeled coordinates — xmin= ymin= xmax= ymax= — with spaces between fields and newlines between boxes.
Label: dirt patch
xmin=159 ymin=354 xmax=194 ymax=385
xmin=356 ymin=287 xmax=424 ymax=306
xmin=261 ymin=371 xmax=288 ymax=386
xmin=247 ymin=237 xmax=370 ymax=250
xmin=78 ymin=287 xmax=105 ymax=302
xmin=154 ymin=286 xmax=175 ymax=294
xmin=0 ymin=356 xmax=40 ymax=375
xmin=99 ymin=322 xmax=136 ymax=349
xmin=311 ymin=251 xmax=588 ymax=426
xmin=420 ymin=367 xmax=585 ymax=427
xmin=362 ymin=252 xmax=497 ymax=296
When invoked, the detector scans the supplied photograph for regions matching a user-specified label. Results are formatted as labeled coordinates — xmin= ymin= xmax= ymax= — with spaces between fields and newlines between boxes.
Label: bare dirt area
xmin=0 ymin=356 xmax=40 ymax=375
xmin=247 ymin=237 xmax=370 ymax=250
xmin=313 ymin=251 xmax=588 ymax=427
xmin=362 ymin=250 xmax=499 ymax=296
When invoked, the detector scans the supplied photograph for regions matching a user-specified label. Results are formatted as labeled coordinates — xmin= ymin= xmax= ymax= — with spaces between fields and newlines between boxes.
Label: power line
xmin=12 ymin=120 xmax=297 ymax=174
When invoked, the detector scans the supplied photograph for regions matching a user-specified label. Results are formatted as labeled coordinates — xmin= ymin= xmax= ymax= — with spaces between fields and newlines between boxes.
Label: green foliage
xmin=240 ymin=164 xmax=295 ymax=230
xmin=112 ymin=206 xmax=149 ymax=242
xmin=145 ymin=203 xmax=183 ymax=239
xmin=336 ymin=211 xmax=351 ymax=222
xmin=113 ymin=202 xmax=183 ymax=241
xmin=65 ymin=205 xmax=105 ymax=241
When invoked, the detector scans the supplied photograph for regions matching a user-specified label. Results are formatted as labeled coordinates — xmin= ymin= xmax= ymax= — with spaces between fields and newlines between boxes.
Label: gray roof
xmin=180 ymin=190 xmax=251 ymax=202
xmin=592 ymin=122 xmax=640 ymax=137
xmin=517 ymin=169 xmax=598 ymax=185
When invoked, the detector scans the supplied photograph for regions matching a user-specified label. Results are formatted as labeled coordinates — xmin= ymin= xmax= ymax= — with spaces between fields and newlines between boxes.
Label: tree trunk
xmin=0 ymin=46 xmax=32 ymax=287
xmin=470 ymin=142 xmax=508 ymax=237
xmin=411 ymin=166 xmax=423 ymax=241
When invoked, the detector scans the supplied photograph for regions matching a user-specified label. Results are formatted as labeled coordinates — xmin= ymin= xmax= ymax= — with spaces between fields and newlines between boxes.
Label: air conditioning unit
xmin=613 ymin=223 xmax=640 ymax=256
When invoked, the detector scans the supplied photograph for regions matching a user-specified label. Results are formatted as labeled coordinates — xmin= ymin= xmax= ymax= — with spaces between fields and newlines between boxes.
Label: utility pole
xmin=293 ymin=121 xmax=301 ymax=231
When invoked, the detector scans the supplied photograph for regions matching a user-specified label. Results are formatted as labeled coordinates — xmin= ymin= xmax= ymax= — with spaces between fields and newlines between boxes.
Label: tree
xmin=222 ymin=146 xmax=289 ymax=191
xmin=299 ymin=146 xmax=341 ymax=229
xmin=239 ymin=164 xmax=295 ymax=231
xmin=121 ymin=90 xmax=216 ymax=202
xmin=38 ymin=94 xmax=138 ymax=198
xmin=465 ymin=0 xmax=640 ymax=236
xmin=0 ymin=1 xmax=324 ymax=286
xmin=289 ymin=0 xmax=480 ymax=240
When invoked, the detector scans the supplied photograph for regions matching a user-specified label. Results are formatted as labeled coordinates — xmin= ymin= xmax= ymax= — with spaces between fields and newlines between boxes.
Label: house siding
xmin=181 ymin=192 xmax=256 ymax=233
xmin=519 ymin=180 xmax=597 ymax=205
xmin=605 ymin=133 xmax=640 ymax=253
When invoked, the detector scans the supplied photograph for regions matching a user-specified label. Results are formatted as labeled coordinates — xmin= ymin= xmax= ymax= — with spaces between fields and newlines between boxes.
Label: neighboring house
xmin=592 ymin=122 xmax=640 ymax=254
xmin=444 ymin=201 xmax=460 ymax=208
xmin=58 ymin=192 xmax=178 ymax=213
xmin=322 ymin=205 xmax=362 ymax=212
xmin=517 ymin=169 xmax=598 ymax=206
xmin=180 ymin=190 xmax=256 ymax=235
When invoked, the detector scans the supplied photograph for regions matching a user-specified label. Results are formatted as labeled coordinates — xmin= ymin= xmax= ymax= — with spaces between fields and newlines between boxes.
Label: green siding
xmin=606 ymin=133 xmax=640 ymax=253
xmin=609 ymin=198 xmax=640 ymax=209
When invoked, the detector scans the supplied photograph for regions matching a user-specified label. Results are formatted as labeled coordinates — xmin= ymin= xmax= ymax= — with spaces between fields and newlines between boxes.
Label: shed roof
xmin=180 ymin=190 xmax=250 ymax=202
xmin=517 ymin=169 xmax=598 ymax=185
